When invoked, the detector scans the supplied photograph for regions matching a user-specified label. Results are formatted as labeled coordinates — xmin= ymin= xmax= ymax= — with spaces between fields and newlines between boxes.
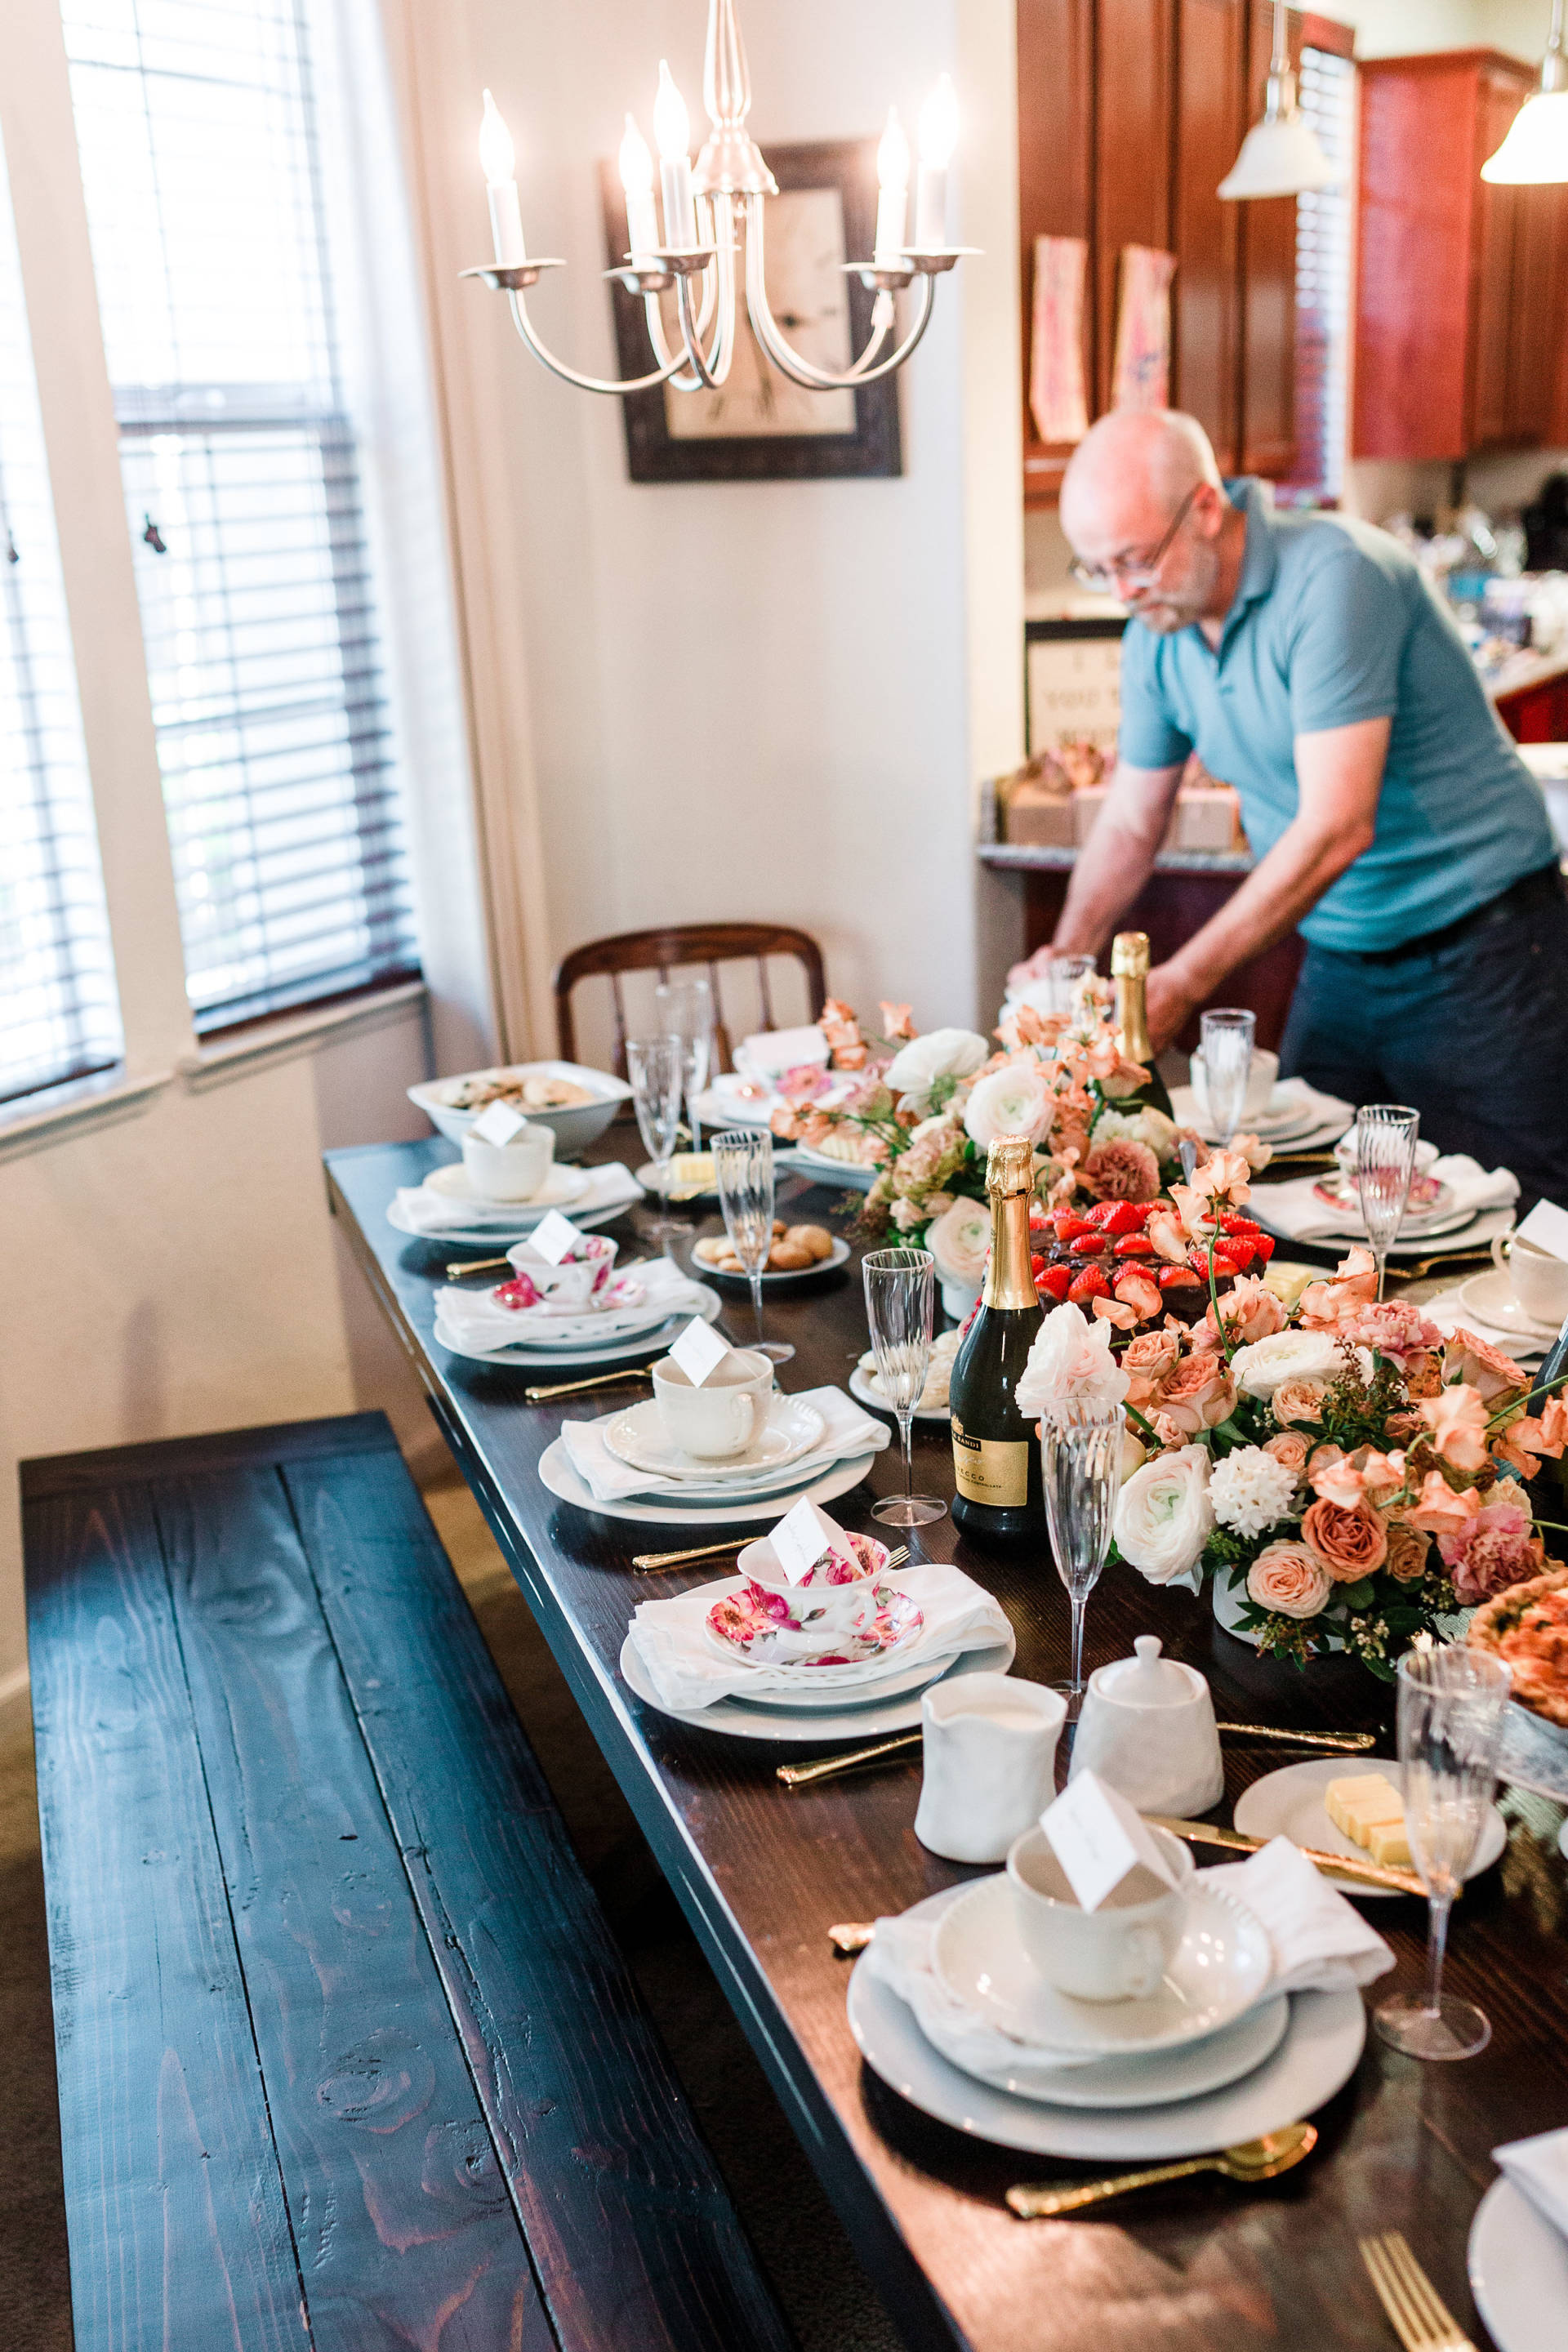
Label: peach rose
xmin=1198 ymin=1273 xmax=1288 ymax=1351
xmin=1298 ymin=1246 xmax=1379 ymax=1328
xmin=1247 ymin=1539 xmax=1334 ymax=1619
xmin=1263 ymin=1429 xmax=1310 ymax=1480
xmin=1401 ymin=1472 xmax=1484 ymax=1542
xmin=1300 ymin=1495 xmax=1388 ymax=1583
xmin=1419 ymin=1383 xmax=1490 ymax=1475
xmin=1441 ymin=1328 xmax=1527 ymax=1408
xmin=1272 ymin=1374 xmax=1330 ymax=1428
xmin=1157 ymin=1350 xmax=1238 ymax=1436
xmin=1122 ymin=1327 xmax=1183 ymax=1409
xmin=1384 ymin=1522 xmax=1431 ymax=1584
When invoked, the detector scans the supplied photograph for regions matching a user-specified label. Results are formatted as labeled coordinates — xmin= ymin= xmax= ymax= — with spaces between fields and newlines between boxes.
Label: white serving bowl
xmin=408 ymin=1060 xmax=632 ymax=1158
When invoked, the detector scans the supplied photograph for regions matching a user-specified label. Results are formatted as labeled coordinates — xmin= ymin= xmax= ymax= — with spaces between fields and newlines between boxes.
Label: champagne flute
xmin=1198 ymin=1007 xmax=1255 ymax=1146
xmin=1353 ymin=1102 xmax=1420 ymax=1300
xmin=862 ymin=1249 xmax=946 ymax=1528
xmin=654 ymin=978 xmax=714 ymax=1151
xmin=711 ymin=1128 xmax=794 ymax=1364
xmin=1374 ymin=1646 xmax=1511 ymax=2061
xmin=626 ymin=1036 xmax=685 ymax=1232
xmin=1040 ymin=1397 xmax=1124 ymax=1718
xmin=1049 ymin=951 xmax=1096 ymax=1019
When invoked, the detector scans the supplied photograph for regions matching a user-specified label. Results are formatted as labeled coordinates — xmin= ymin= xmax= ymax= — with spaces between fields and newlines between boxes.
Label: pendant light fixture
xmin=1482 ymin=0 xmax=1568 ymax=182
xmin=1218 ymin=0 xmax=1339 ymax=200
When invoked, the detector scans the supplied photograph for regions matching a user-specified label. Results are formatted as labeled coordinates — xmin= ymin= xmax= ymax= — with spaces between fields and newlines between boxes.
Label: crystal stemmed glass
xmin=1040 ymin=1398 xmax=1125 ymax=1719
xmin=654 ymin=978 xmax=714 ymax=1151
xmin=1353 ymin=1102 xmax=1421 ymax=1300
xmin=1049 ymin=951 xmax=1097 ymax=1019
xmin=1374 ymin=1646 xmax=1512 ymax=2061
xmin=1198 ymin=1007 xmax=1256 ymax=1146
xmin=862 ymin=1249 xmax=947 ymax=1528
xmin=626 ymin=1036 xmax=686 ymax=1230
xmin=711 ymin=1127 xmax=794 ymax=1364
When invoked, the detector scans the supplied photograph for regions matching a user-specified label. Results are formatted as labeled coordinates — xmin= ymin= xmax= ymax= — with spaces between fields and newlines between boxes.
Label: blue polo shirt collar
xmin=1216 ymin=478 xmax=1276 ymax=657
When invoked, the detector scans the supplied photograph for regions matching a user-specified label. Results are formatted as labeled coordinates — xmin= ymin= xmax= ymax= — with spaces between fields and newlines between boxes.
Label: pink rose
xmin=1272 ymin=1375 xmax=1330 ymax=1428
xmin=1156 ymin=1351 xmax=1237 ymax=1436
xmin=1384 ymin=1523 xmax=1431 ymax=1584
xmin=1437 ymin=1496 xmax=1547 ymax=1606
xmin=1300 ymin=1495 xmax=1388 ymax=1583
xmin=1198 ymin=1273 xmax=1288 ymax=1350
xmin=1263 ymin=1429 xmax=1309 ymax=1480
xmin=1441 ymin=1328 xmax=1528 ymax=1408
xmin=1122 ymin=1327 xmax=1183 ymax=1408
xmin=1247 ymin=1539 xmax=1334 ymax=1619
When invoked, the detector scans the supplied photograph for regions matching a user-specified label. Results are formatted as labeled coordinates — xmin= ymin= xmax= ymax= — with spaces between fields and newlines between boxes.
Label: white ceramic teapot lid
xmin=1090 ymin=1635 xmax=1201 ymax=1709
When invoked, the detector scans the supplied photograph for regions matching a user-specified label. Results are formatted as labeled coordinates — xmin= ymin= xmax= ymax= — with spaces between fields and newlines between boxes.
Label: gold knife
xmin=779 ymin=1721 xmax=1376 ymax=1791
xmin=523 ymin=1369 xmax=653 ymax=1404
xmin=777 ymin=1733 xmax=920 ymax=1788
xmin=444 ymin=1254 xmax=512 ymax=1279
xmin=631 ymin=1535 xmax=749 ymax=1571
xmin=1146 ymin=1815 xmax=1427 ymax=1897
xmin=1215 ymin=1722 xmax=1378 ymax=1753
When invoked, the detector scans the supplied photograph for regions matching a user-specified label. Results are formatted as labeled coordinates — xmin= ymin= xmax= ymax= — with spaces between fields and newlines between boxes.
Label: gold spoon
xmin=1006 ymin=2123 xmax=1317 ymax=2218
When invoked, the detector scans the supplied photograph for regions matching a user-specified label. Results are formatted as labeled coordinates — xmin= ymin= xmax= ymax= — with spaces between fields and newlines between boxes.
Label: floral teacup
xmin=734 ymin=1529 xmax=891 ymax=1640
xmin=497 ymin=1232 xmax=617 ymax=1312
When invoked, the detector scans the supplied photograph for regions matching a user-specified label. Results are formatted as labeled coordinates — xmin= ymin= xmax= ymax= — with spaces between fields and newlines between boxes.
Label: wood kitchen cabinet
xmin=1355 ymin=51 xmax=1568 ymax=461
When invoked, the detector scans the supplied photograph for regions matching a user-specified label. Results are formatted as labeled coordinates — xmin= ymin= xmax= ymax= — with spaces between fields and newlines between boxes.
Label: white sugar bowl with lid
xmin=1067 ymin=1636 xmax=1223 ymax=1818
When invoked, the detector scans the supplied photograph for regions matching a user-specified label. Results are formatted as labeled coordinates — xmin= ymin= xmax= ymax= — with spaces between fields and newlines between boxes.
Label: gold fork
xmin=1360 ymin=2233 xmax=1477 ymax=2351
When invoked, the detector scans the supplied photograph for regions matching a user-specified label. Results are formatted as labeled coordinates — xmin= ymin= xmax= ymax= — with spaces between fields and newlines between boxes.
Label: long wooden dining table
xmin=326 ymin=1134 xmax=1568 ymax=2352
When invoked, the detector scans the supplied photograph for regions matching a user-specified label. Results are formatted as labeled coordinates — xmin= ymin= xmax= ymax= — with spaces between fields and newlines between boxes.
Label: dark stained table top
xmin=326 ymin=1132 xmax=1568 ymax=2352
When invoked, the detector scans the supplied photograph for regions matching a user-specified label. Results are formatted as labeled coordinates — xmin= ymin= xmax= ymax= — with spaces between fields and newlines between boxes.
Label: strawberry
xmin=1211 ymin=1251 xmax=1243 ymax=1280
xmin=1188 ymin=1245 xmax=1244 ymax=1283
xmin=1098 ymin=1200 xmax=1151 ymax=1235
xmin=1113 ymin=1232 xmax=1156 ymax=1257
xmin=1070 ymin=1232 xmax=1109 ymax=1254
xmin=1158 ymin=1263 xmax=1202 ymax=1290
xmin=1031 ymin=1254 xmax=1048 ymax=1281
xmin=1036 ymin=1263 xmax=1073 ymax=1303
xmin=1085 ymin=1200 xmax=1120 ymax=1227
xmin=1219 ymin=1212 xmax=1262 ymax=1239
xmin=1250 ymin=1232 xmax=1276 ymax=1262
xmin=1067 ymin=1264 xmax=1111 ymax=1304
xmin=1054 ymin=1212 xmax=1095 ymax=1244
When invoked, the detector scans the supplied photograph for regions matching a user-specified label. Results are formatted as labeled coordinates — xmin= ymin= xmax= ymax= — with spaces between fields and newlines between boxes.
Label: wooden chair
xmin=553 ymin=921 xmax=826 ymax=1075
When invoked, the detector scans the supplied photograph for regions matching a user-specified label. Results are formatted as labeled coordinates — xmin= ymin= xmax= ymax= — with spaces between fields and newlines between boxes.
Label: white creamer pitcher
xmin=914 ymin=1673 xmax=1067 ymax=1864
xmin=1068 ymin=1635 xmax=1224 ymax=1818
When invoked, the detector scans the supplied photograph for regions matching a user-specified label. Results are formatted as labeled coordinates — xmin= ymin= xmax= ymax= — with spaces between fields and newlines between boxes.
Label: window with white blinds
xmin=0 ymin=127 xmax=122 ymax=1106
xmin=60 ymin=0 xmax=420 ymax=1032
xmin=1282 ymin=48 xmax=1356 ymax=507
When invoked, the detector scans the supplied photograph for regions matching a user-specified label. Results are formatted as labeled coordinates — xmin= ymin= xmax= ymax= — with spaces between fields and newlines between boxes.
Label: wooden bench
xmin=22 ymin=1412 xmax=795 ymax=2352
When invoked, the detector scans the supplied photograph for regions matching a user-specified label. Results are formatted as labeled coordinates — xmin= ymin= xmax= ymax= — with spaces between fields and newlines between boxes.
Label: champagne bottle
xmin=949 ymin=1134 xmax=1045 ymax=1543
xmin=1111 ymin=930 xmax=1174 ymax=1120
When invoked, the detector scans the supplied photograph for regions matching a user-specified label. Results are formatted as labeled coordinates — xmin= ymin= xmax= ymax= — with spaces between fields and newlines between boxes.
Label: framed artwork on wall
xmin=599 ymin=136 xmax=902 ymax=484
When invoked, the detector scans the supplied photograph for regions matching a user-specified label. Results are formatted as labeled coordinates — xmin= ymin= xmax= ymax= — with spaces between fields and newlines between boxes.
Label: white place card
xmin=469 ymin=1099 xmax=528 ymax=1147
xmin=771 ymin=1495 xmax=847 ymax=1588
xmin=1517 ymin=1198 xmax=1568 ymax=1264
xmin=1040 ymin=1769 xmax=1178 ymax=1914
xmin=668 ymin=1316 xmax=733 ymax=1388
xmin=529 ymin=1209 xmax=584 ymax=1266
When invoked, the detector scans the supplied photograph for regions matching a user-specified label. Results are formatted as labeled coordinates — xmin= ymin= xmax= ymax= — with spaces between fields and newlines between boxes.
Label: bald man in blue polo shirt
xmin=1018 ymin=407 xmax=1568 ymax=1207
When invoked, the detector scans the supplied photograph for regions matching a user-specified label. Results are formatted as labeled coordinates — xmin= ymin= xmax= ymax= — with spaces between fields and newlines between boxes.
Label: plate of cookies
xmin=692 ymin=1221 xmax=850 ymax=1283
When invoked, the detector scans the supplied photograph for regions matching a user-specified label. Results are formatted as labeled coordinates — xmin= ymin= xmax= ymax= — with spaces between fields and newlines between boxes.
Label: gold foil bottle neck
xmin=985 ymin=1134 xmax=1036 ymax=1197
xmin=1111 ymin=931 xmax=1151 ymax=979
xmin=1112 ymin=933 xmax=1155 ymax=1066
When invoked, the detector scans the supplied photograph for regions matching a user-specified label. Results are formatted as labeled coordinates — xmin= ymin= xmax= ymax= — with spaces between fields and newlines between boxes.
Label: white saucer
xmin=604 ymin=1395 xmax=826 ymax=1481
xmin=637 ymin=1160 xmax=722 ymax=1200
xmin=931 ymin=1873 xmax=1272 ymax=2060
xmin=1469 ymin=2176 xmax=1568 ymax=2352
xmin=620 ymin=1627 xmax=1013 ymax=1740
xmin=848 ymin=1365 xmax=952 ymax=1423
xmin=390 ymin=1198 xmax=630 ymax=1247
xmin=691 ymin=1236 xmax=853 ymax=1283
xmin=775 ymin=1146 xmax=879 ymax=1192
xmin=1232 ymin=1757 xmax=1508 ymax=1897
xmin=920 ymin=1991 xmax=1290 ymax=2110
xmin=431 ymin=1294 xmax=721 ymax=1370
xmin=848 ymin=1886 xmax=1367 ymax=2160
xmin=424 ymin=1160 xmax=591 ymax=1214
xmin=537 ymin=1436 xmax=878 ymax=1526
xmin=1458 ymin=1269 xmax=1559 ymax=1339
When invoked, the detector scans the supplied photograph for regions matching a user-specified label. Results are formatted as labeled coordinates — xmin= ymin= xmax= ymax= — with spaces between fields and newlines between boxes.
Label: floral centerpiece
xmin=768 ymin=987 xmax=1195 ymax=1302
xmin=1017 ymin=1145 xmax=1568 ymax=1679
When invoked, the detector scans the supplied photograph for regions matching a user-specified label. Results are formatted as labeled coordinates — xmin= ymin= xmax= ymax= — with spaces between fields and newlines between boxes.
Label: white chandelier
xmin=464 ymin=0 xmax=973 ymax=400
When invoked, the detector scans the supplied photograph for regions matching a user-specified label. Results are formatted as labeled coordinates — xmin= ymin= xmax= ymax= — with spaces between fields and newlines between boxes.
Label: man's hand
xmin=1145 ymin=963 xmax=1200 ymax=1056
xmin=1008 ymin=947 xmax=1057 ymax=991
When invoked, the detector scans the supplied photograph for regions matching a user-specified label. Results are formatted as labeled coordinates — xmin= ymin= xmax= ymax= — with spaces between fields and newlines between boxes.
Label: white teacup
xmin=1188 ymin=1046 xmax=1278 ymax=1129
xmin=653 ymin=1348 xmax=775 ymax=1460
xmin=504 ymin=1232 xmax=617 ymax=1311
xmin=462 ymin=1120 xmax=555 ymax=1201
xmin=1006 ymin=1820 xmax=1194 ymax=2003
xmin=1492 ymin=1232 xmax=1568 ymax=1328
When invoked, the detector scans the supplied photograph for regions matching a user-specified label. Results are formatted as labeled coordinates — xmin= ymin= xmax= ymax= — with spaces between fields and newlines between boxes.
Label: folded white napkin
xmin=390 ymin=1160 xmax=644 ymax=1236
xmin=734 ymin=1025 xmax=829 ymax=1079
xmin=561 ymin=1382 xmax=889 ymax=1505
xmin=1249 ymin=1153 xmax=1518 ymax=1245
xmin=434 ymin=1256 xmax=710 ymax=1353
xmin=629 ymin=1559 xmax=1011 ymax=1713
xmin=1494 ymin=2127 xmax=1568 ymax=2243
xmin=862 ymin=1829 xmax=1392 ymax=2087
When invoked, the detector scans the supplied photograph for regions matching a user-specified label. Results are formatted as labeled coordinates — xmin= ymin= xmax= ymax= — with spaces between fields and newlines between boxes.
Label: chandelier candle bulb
xmin=479 ymin=90 xmax=526 ymax=266
xmin=619 ymin=114 xmax=661 ymax=260
xmin=654 ymin=60 xmax=698 ymax=247
xmin=915 ymin=71 xmax=958 ymax=246
xmin=874 ymin=107 xmax=911 ymax=261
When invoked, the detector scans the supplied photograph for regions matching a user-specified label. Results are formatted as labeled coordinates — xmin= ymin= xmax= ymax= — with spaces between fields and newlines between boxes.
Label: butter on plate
xmin=1325 ymin=1772 xmax=1412 ymax=1868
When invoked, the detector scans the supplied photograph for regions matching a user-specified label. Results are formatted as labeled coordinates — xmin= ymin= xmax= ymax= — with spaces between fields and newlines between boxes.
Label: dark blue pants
xmin=1279 ymin=867 xmax=1568 ymax=1214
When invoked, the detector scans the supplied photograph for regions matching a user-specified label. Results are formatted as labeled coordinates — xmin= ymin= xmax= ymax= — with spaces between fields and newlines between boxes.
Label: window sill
xmin=179 ymin=978 xmax=427 ymax=1090
xmin=0 ymin=1064 xmax=175 ymax=1163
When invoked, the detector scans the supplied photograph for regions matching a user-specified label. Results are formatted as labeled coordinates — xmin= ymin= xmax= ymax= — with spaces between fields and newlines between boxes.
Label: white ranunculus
xmin=964 ymin=1062 xmax=1056 ymax=1149
xmin=1091 ymin=1103 xmax=1178 ymax=1161
xmin=1229 ymin=1328 xmax=1345 ymax=1401
xmin=883 ymin=1027 xmax=990 ymax=1112
xmin=926 ymin=1197 xmax=991 ymax=1288
xmin=1015 ymin=1302 xmax=1130 ymax=1414
xmin=1114 ymin=1445 xmax=1215 ymax=1590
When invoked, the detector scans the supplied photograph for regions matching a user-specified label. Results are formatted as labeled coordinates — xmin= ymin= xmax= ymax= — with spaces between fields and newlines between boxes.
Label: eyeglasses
xmin=1068 ymin=482 xmax=1205 ymax=595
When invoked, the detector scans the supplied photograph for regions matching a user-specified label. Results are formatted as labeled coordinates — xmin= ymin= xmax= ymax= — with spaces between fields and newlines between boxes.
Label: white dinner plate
xmin=848 ymin=1365 xmax=952 ymax=1423
xmin=1458 ymin=1269 xmax=1559 ymax=1340
xmin=537 ymin=1436 xmax=878 ymax=1526
xmin=919 ymin=1990 xmax=1290 ymax=2111
xmin=1306 ymin=1177 xmax=1462 ymax=1233
xmin=431 ymin=1294 xmax=721 ymax=1370
xmin=390 ymin=1198 xmax=630 ymax=1248
xmin=848 ymin=1886 xmax=1367 ymax=2160
xmin=931 ymin=1873 xmax=1272 ymax=2060
xmin=652 ymin=1570 xmax=960 ymax=1700
xmin=423 ymin=1160 xmax=592 ymax=1216
xmin=604 ymin=1395 xmax=826 ymax=1481
xmin=1469 ymin=2176 xmax=1568 ymax=2352
xmin=618 ymin=1628 xmax=1015 ymax=1741
xmin=690 ymin=1236 xmax=853 ymax=1284
xmin=471 ymin=1281 xmax=714 ymax=1353
xmin=1232 ymin=1757 xmax=1508 ymax=1897
xmin=773 ymin=1147 xmax=879 ymax=1192
xmin=1244 ymin=1200 xmax=1516 ymax=1259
